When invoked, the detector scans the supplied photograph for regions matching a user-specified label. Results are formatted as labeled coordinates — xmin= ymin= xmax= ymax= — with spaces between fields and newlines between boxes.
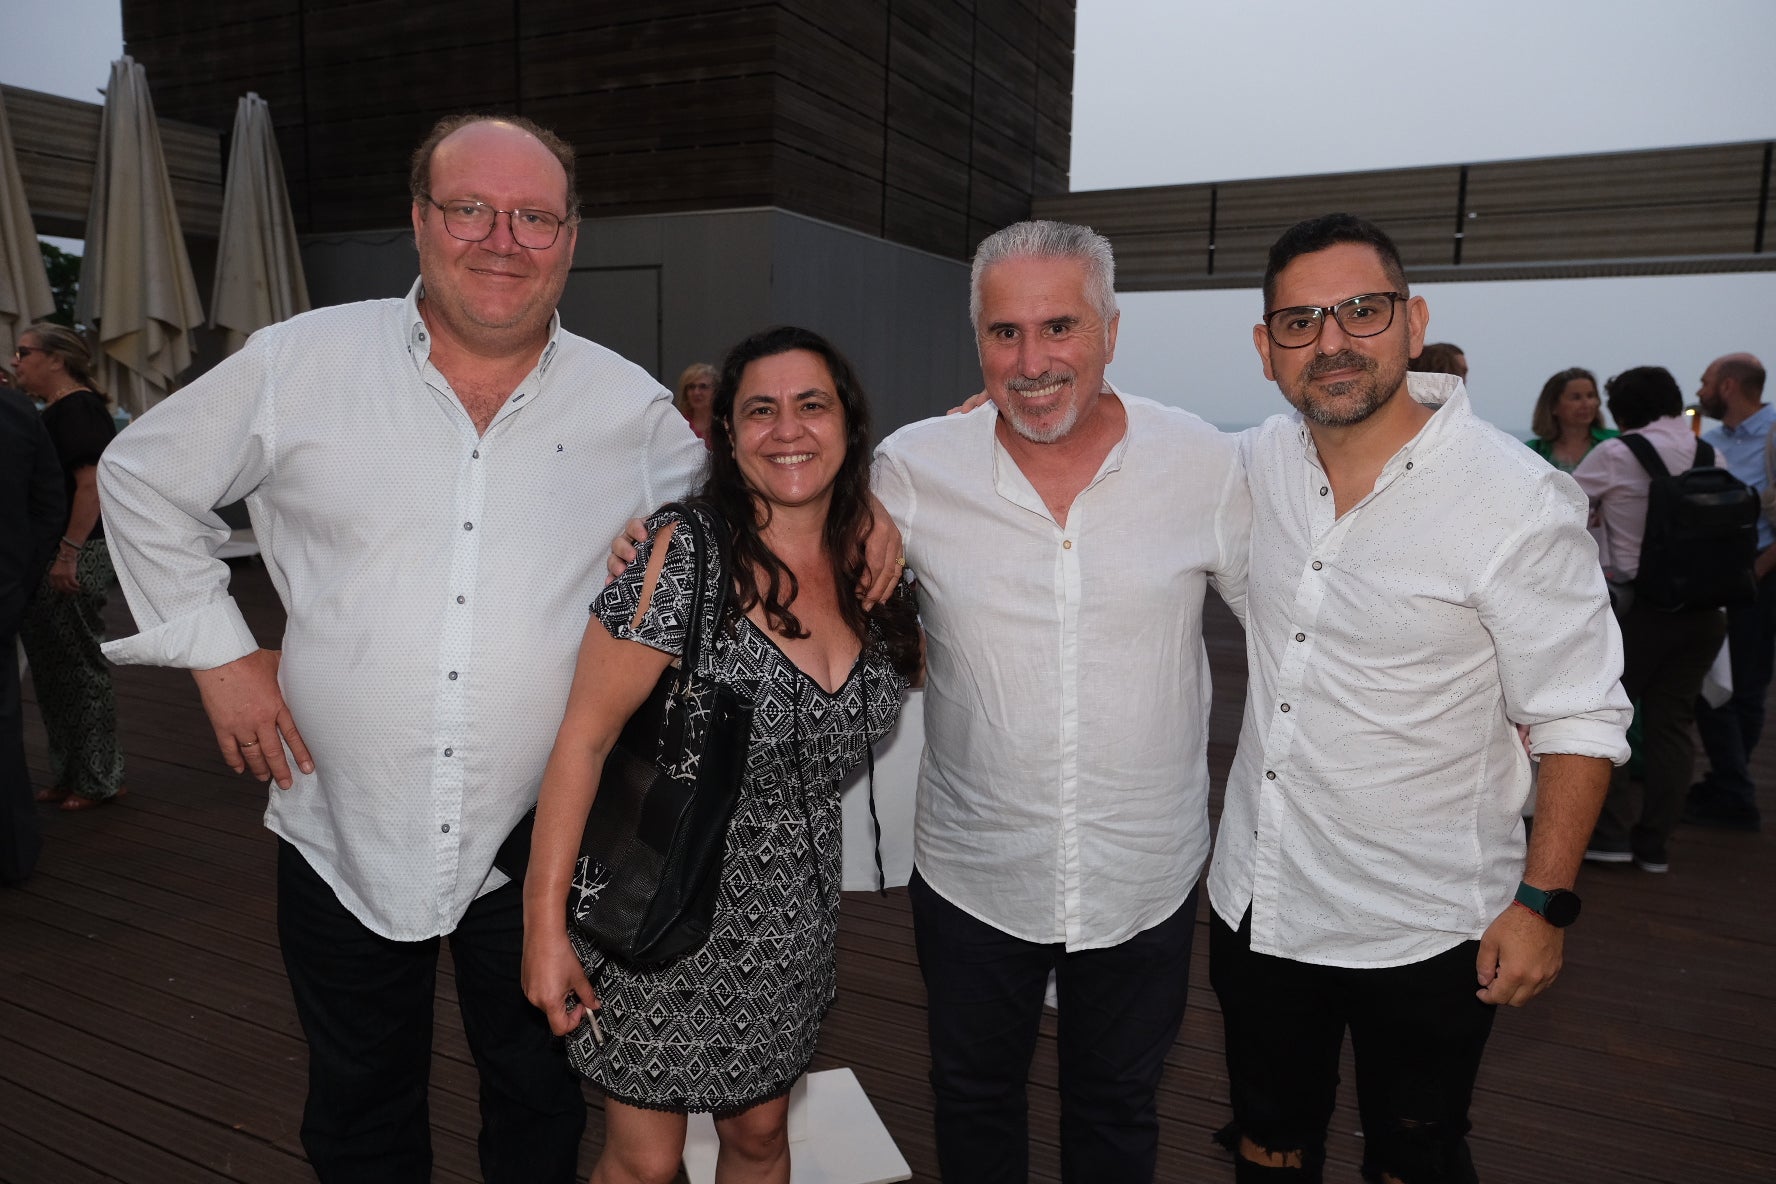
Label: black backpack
xmin=1619 ymin=433 xmax=1759 ymax=612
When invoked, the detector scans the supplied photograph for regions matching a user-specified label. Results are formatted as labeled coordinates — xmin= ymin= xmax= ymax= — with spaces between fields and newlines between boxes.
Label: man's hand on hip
xmin=191 ymin=649 xmax=314 ymax=789
xmin=1475 ymin=902 xmax=1563 ymax=1007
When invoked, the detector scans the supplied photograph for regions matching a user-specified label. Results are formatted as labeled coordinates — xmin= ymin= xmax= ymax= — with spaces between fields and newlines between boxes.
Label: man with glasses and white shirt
xmin=1207 ymin=213 xmax=1630 ymax=1184
xmin=95 ymin=115 xmax=706 ymax=1183
xmin=872 ymin=220 xmax=1249 ymax=1183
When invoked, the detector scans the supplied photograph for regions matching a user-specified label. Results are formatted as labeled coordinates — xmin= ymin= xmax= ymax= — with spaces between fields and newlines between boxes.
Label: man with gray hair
xmin=871 ymin=220 xmax=1250 ymax=1182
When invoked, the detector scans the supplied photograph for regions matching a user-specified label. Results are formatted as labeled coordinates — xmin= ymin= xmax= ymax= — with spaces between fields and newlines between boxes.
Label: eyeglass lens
xmin=1267 ymin=293 xmax=1398 ymax=348
xmin=438 ymin=200 xmax=563 ymax=249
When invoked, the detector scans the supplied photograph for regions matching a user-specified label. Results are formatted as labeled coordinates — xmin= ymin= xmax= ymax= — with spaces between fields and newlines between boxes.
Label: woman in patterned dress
xmin=12 ymin=323 xmax=126 ymax=809
xmin=522 ymin=325 xmax=921 ymax=1184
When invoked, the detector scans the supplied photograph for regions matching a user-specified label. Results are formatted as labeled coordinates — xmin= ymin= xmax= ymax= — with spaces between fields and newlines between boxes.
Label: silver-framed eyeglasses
xmin=1263 ymin=291 xmax=1407 ymax=349
xmin=422 ymin=195 xmax=573 ymax=250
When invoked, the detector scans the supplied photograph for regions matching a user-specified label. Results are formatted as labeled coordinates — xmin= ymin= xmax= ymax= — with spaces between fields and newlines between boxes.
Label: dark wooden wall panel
xmin=122 ymin=0 xmax=1076 ymax=260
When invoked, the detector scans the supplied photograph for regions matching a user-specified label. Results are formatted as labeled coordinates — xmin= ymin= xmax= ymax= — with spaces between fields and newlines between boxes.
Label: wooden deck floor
xmin=4 ymin=562 xmax=1773 ymax=1182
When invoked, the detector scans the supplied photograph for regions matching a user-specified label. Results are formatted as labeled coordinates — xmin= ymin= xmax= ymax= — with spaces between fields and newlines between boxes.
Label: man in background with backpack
xmin=1688 ymin=353 xmax=1772 ymax=832
xmin=1573 ymin=367 xmax=1741 ymax=872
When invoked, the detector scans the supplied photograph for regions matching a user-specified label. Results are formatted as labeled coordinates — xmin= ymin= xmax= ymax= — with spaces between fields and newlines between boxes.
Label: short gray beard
xmin=1000 ymin=373 xmax=1081 ymax=443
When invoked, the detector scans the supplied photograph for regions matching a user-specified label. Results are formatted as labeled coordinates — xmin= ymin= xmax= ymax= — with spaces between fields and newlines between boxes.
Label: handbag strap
xmin=658 ymin=502 xmax=729 ymax=687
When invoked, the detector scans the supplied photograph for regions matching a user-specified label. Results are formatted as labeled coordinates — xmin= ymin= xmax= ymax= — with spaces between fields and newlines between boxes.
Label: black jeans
xmin=277 ymin=839 xmax=584 ymax=1184
xmin=1210 ymin=909 xmax=1496 ymax=1184
xmin=910 ymin=868 xmax=1196 ymax=1184
xmin=1693 ymin=568 xmax=1776 ymax=814
xmin=1595 ymin=601 xmax=1727 ymax=860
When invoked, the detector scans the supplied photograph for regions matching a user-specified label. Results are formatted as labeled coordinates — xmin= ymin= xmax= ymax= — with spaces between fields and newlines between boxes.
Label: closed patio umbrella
xmin=211 ymin=93 xmax=308 ymax=355
xmin=0 ymin=88 xmax=55 ymax=365
xmin=74 ymin=56 xmax=205 ymax=415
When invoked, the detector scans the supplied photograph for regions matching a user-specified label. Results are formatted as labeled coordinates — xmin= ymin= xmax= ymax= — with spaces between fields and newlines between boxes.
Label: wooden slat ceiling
xmin=1034 ymin=141 xmax=1776 ymax=290
xmin=5 ymin=82 xmax=223 ymax=240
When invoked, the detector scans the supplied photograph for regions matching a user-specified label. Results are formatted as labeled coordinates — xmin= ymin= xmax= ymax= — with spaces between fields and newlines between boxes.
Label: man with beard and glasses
xmin=1205 ymin=213 xmax=1630 ymax=1184
xmin=872 ymin=220 xmax=1250 ymax=1182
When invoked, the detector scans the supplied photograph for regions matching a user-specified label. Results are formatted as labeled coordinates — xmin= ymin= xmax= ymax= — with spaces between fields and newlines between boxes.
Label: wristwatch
xmin=1514 ymin=881 xmax=1582 ymax=927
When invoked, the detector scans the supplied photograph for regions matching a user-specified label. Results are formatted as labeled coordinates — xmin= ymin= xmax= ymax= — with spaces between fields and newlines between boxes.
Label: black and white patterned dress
xmin=566 ymin=507 xmax=906 ymax=1114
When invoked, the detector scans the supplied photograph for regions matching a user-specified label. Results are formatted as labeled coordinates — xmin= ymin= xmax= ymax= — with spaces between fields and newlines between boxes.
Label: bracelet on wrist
xmin=60 ymin=536 xmax=85 ymax=552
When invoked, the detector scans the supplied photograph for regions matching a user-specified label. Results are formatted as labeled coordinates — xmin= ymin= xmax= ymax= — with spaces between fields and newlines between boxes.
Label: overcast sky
xmin=5 ymin=1 xmax=1774 ymax=432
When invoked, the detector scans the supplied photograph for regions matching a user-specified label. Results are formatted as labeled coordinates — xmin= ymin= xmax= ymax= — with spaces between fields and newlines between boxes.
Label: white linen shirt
xmin=1570 ymin=415 xmax=1702 ymax=579
xmin=1207 ymin=375 xmax=1630 ymax=969
xmin=874 ymin=391 xmax=1249 ymax=950
xmin=98 ymin=281 xmax=705 ymax=940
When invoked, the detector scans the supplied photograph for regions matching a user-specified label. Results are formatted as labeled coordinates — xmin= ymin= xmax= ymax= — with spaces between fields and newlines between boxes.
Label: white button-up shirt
xmin=874 ymin=391 xmax=1249 ymax=950
xmin=1207 ymin=376 xmax=1630 ymax=969
xmin=99 ymin=281 xmax=705 ymax=940
xmin=1570 ymin=415 xmax=1702 ymax=579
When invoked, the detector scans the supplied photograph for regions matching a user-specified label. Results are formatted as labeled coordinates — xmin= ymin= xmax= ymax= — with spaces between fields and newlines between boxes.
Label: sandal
xmin=60 ymin=786 xmax=128 ymax=812
xmin=32 ymin=786 xmax=70 ymax=804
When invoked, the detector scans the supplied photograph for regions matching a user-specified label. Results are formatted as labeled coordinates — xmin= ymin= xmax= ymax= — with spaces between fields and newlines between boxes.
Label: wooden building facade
xmin=120 ymin=0 xmax=1076 ymax=263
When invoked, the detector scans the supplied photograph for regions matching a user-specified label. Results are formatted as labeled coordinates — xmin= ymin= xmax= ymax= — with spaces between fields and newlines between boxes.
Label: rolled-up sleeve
xmin=98 ymin=332 xmax=277 ymax=670
xmin=1476 ymin=477 xmax=1632 ymax=763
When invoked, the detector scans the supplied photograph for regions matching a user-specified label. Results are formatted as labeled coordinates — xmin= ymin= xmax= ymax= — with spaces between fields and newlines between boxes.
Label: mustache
xmin=1302 ymin=351 xmax=1377 ymax=380
xmin=1005 ymin=372 xmax=1072 ymax=393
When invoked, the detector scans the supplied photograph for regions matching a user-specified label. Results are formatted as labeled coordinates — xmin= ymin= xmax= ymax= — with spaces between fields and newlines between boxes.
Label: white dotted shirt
xmin=98 ymin=281 xmax=706 ymax=939
xmin=1208 ymin=375 xmax=1631 ymax=968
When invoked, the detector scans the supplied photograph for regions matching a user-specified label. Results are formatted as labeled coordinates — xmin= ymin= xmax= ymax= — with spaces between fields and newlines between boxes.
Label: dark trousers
xmin=1693 ymin=568 xmax=1776 ymax=814
xmin=910 ymin=868 xmax=1196 ymax=1184
xmin=0 ymin=615 xmax=41 ymax=884
xmin=277 ymin=840 xmax=584 ymax=1184
xmin=1595 ymin=602 xmax=1727 ymax=859
xmin=1209 ymin=910 xmax=1496 ymax=1184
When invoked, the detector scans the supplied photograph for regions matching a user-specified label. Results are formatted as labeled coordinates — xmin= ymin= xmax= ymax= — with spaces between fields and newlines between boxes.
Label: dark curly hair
xmin=698 ymin=326 xmax=920 ymax=679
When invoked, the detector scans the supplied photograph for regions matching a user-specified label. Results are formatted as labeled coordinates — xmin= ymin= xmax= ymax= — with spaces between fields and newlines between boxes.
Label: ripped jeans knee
xmin=1361 ymin=1116 xmax=1479 ymax=1184
xmin=1230 ymin=1129 xmax=1326 ymax=1183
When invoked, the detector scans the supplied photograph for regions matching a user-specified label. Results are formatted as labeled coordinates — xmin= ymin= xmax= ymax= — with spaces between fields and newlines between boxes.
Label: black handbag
xmin=495 ymin=504 xmax=753 ymax=966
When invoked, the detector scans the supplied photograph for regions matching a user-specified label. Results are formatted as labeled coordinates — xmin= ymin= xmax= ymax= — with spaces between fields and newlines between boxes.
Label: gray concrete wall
xmin=297 ymin=207 xmax=976 ymax=438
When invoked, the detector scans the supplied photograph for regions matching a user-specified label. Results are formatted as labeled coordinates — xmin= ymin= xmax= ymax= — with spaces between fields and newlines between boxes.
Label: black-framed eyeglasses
xmin=421 ymin=195 xmax=574 ymax=250
xmin=1263 ymin=292 xmax=1407 ymax=349
xmin=12 ymin=346 xmax=43 ymax=360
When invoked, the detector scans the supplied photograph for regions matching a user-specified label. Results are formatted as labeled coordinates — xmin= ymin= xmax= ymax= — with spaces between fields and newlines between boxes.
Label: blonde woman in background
xmin=11 ymin=322 xmax=125 ymax=809
xmin=673 ymin=361 xmax=718 ymax=444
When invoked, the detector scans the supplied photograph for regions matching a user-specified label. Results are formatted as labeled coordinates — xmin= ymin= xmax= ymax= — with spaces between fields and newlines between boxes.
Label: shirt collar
xmin=1721 ymin=402 xmax=1776 ymax=437
xmin=986 ymin=382 xmax=1133 ymax=516
xmin=403 ymin=277 xmax=562 ymax=377
xmin=1293 ymin=372 xmax=1466 ymax=473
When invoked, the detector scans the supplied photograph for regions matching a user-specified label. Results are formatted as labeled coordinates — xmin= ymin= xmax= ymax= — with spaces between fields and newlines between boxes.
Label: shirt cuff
xmin=101 ymin=597 xmax=259 ymax=670
xmin=1528 ymin=717 xmax=1632 ymax=766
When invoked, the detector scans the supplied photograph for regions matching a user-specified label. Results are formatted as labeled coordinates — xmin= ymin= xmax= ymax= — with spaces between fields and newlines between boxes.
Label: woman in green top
xmin=1527 ymin=366 xmax=1617 ymax=472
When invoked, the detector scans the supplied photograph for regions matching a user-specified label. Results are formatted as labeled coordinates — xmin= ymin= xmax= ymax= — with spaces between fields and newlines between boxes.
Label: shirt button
xmin=443 ymin=747 xmax=453 ymax=757
xmin=456 ymin=595 xmax=466 ymax=604
xmin=1279 ymin=703 xmax=1291 ymax=713
xmin=1265 ymin=770 xmax=1277 ymax=780
xmin=1062 ymin=539 xmax=1072 ymax=549
xmin=1406 ymin=461 xmax=1414 ymax=470
xmin=1312 ymin=560 xmax=1323 ymax=571
xmin=1319 ymin=485 xmax=1328 ymax=496
xmin=472 ymin=449 xmax=480 ymax=459
xmin=463 ymin=521 xmax=473 ymax=531
xmin=417 ymin=330 xmax=427 ymax=341
xmin=1295 ymin=632 xmax=1306 ymax=642
xmin=448 ymin=671 xmax=459 ymax=680
xmin=441 ymin=823 xmax=451 ymax=833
